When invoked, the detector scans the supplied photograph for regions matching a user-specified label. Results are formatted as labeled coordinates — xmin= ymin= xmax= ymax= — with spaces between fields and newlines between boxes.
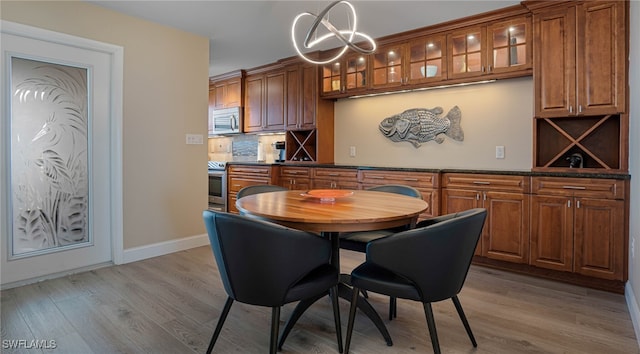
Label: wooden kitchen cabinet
xmin=442 ymin=173 xmax=530 ymax=263
xmin=244 ymin=66 xmax=286 ymax=133
xmin=321 ymin=51 xmax=369 ymax=97
xmin=448 ymin=15 xmax=531 ymax=80
xmin=226 ymin=164 xmax=274 ymax=214
xmin=209 ymin=70 xmax=244 ymax=109
xmin=278 ymin=166 xmax=310 ymax=190
xmin=371 ymin=42 xmax=405 ymax=90
xmin=284 ymin=61 xmax=335 ymax=163
xmin=405 ymin=33 xmax=448 ymax=85
xmin=359 ymin=169 xmax=439 ymax=219
xmin=530 ymin=1 xmax=628 ymax=174
xmin=532 ymin=1 xmax=626 ymax=118
xmin=530 ymin=176 xmax=626 ymax=280
xmin=311 ymin=167 xmax=359 ymax=190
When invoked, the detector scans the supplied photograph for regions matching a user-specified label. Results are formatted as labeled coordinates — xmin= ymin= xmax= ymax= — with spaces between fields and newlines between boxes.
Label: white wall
xmin=626 ymin=0 xmax=640 ymax=346
xmin=334 ymin=77 xmax=533 ymax=170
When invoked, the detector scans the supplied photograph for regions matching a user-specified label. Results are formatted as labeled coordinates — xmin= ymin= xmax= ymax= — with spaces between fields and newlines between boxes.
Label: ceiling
xmin=87 ymin=0 xmax=521 ymax=77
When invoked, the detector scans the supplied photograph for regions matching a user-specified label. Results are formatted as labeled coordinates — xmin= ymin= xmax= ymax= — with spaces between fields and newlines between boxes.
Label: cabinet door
xmin=530 ymin=195 xmax=573 ymax=272
xmin=483 ymin=191 xmax=530 ymax=263
xmin=286 ymin=65 xmax=301 ymax=130
xmin=344 ymin=52 xmax=369 ymax=93
xmin=487 ymin=17 xmax=532 ymax=75
xmin=371 ymin=43 xmax=404 ymax=89
xmin=265 ymin=71 xmax=285 ymax=131
xmin=407 ymin=34 xmax=447 ymax=84
xmin=573 ymin=198 xmax=625 ymax=280
xmin=244 ymin=75 xmax=264 ymax=132
xmin=442 ymin=189 xmax=483 ymax=255
xmin=225 ymin=77 xmax=242 ymax=108
xmin=533 ymin=5 xmax=576 ymax=118
xmin=576 ymin=1 xmax=626 ymax=116
xmin=448 ymin=26 xmax=486 ymax=80
xmin=300 ymin=64 xmax=318 ymax=129
xmin=208 ymin=86 xmax=215 ymax=135
xmin=321 ymin=61 xmax=342 ymax=96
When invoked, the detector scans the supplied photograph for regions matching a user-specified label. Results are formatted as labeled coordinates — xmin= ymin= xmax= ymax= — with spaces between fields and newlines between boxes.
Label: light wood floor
xmin=1 ymin=246 xmax=638 ymax=354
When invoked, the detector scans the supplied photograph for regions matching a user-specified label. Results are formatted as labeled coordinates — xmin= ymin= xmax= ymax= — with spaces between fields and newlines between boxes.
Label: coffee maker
xmin=274 ymin=141 xmax=286 ymax=162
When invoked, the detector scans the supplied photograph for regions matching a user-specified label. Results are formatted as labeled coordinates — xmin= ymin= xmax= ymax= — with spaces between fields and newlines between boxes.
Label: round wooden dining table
xmin=236 ymin=189 xmax=429 ymax=348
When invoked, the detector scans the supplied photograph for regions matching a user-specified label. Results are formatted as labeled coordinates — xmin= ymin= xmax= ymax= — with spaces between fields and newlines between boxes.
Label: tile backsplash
xmin=208 ymin=133 xmax=285 ymax=163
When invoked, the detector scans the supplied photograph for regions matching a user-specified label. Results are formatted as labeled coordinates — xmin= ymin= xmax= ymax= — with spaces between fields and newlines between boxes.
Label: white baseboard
xmin=625 ymin=282 xmax=640 ymax=349
xmin=122 ymin=233 xmax=210 ymax=264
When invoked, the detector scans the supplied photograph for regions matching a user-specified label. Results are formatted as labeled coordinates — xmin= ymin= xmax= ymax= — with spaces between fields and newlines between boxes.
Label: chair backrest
xmin=202 ymin=210 xmax=331 ymax=307
xmin=236 ymin=184 xmax=287 ymax=199
xmin=366 ymin=208 xmax=487 ymax=303
xmin=366 ymin=184 xmax=422 ymax=199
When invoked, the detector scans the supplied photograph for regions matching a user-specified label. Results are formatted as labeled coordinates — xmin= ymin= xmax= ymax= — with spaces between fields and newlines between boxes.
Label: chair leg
xmin=344 ymin=286 xmax=361 ymax=354
xmin=389 ymin=297 xmax=397 ymax=320
xmin=452 ymin=295 xmax=477 ymax=347
xmin=329 ymin=286 xmax=344 ymax=353
xmin=423 ymin=302 xmax=441 ymax=354
xmin=270 ymin=307 xmax=280 ymax=354
xmin=207 ymin=297 xmax=234 ymax=354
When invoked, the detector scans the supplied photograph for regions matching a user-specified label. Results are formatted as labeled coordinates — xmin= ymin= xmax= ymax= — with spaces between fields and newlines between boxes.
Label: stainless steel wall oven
xmin=208 ymin=162 xmax=226 ymax=211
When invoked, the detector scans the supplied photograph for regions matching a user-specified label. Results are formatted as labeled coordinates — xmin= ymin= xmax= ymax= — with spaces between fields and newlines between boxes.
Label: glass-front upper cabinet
xmin=344 ymin=53 xmax=368 ymax=93
xmin=487 ymin=17 xmax=532 ymax=74
xmin=407 ymin=34 xmax=447 ymax=84
xmin=321 ymin=61 xmax=342 ymax=96
xmin=448 ymin=26 xmax=485 ymax=80
xmin=371 ymin=43 xmax=404 ymax=89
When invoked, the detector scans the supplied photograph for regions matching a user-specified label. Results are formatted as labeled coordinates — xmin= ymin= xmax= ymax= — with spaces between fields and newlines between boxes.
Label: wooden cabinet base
xmin=472 ymin=256 xmax=625 ymax=294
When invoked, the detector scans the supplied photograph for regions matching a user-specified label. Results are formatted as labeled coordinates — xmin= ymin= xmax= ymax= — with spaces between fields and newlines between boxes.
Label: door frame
xmin=0 ymin=21 xmax=123 ymax=288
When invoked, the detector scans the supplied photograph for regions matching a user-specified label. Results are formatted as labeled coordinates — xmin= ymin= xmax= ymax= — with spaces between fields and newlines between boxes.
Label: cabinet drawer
xmin=312 ymin=168 xmax=358 ymax=181
xmin=358 ymin=170 xmax=438 ymax=188
xmin=532 ymin=177 xmax=625 ymax=199
xmin=442 ymin=173 xmax=529 ymax=192
xmin=228 ymin=176 xmax=271 ymax=193
xmin=228 ymin=165 xmax=272 ymax=176
xmin=280 ymin=166 xmax=310 ymax=177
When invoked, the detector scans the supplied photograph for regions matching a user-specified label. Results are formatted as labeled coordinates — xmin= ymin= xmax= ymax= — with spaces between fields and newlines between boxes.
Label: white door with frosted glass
xmin=1 ymin=22 xmax=122 ymax=287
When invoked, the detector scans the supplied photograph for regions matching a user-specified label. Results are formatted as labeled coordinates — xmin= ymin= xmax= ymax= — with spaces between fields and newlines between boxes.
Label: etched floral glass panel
xmin=10 ymin=57 xmax=89 ymax=257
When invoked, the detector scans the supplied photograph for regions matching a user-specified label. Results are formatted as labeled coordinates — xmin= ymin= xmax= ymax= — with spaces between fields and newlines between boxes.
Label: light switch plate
xmin=186 ymin=134 xmax=203 ymax=145
xmin=496 ymin=145 xmax=505 ymax=159
xmin=349 ymin=146 xmax=356 ymax=157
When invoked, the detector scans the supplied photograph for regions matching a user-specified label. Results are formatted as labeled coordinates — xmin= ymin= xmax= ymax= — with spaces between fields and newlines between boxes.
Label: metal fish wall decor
xmin=379 ymin=106 xmax=464 ymax=148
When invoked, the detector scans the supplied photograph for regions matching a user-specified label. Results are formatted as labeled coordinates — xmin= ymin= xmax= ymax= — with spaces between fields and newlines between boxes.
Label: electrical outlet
xmin=349 ymin=146 xmax=356 ymax=157
xmin=495 ymin=145 xmax=505 ymax=159
xmin=186 ymin=134 xmax=203 ymax=145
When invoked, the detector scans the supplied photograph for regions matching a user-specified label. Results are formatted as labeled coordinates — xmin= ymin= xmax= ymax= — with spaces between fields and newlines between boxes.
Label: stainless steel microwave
xmin=209 ymin=107 xmax=242 ymax=135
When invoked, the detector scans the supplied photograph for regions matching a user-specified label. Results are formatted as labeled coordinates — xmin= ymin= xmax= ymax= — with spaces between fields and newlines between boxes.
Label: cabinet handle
xmin=476 ymin=193 xmax=480 ymax=201
xmin=488 ymin=65 xmax=492 ymax=72
xmin=569 ymin=106 xmax=573 ymax=113
xmin=369 ymin=176 xmax=385 ymax=179
xmin=576 ymin=200 xmax=581 ymax=208
xmin=483 ymin=192 xmax=487 ymax=201
xmin=328 ymin=173 xmax=340 ymax=176
xmin=473 ymin=181 xmax=491 ymax=185
xmin=403 ymin=178 xmax=419 ymax=182
xmin=567 ymin=200 xmax=571 ymax=208
xmin=579 ymin=105 xmax=583 ymax=113
xmin=562 ymin=185 xmax=586 ymax=190
xmin=481 ymin=66 xmax=485 ymax=72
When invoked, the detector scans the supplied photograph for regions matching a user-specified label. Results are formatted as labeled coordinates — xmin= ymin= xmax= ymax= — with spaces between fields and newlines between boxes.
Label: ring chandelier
xmin=291 ymin=1 xmax=377 ymax=65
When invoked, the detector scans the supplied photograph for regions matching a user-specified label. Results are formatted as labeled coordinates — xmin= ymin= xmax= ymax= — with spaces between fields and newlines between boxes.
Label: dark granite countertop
xmin=226 ymin=162 xmax=630 ymax=180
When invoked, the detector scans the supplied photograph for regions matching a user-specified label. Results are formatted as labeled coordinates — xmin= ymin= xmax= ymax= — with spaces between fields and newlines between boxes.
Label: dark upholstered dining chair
xmin=202 ymin=210 xmax=343 ymax=354
xmin=343 ymin=208 xmax=487 ymax=354
xmin=339 ymin=184 xmax=423 ymax=320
